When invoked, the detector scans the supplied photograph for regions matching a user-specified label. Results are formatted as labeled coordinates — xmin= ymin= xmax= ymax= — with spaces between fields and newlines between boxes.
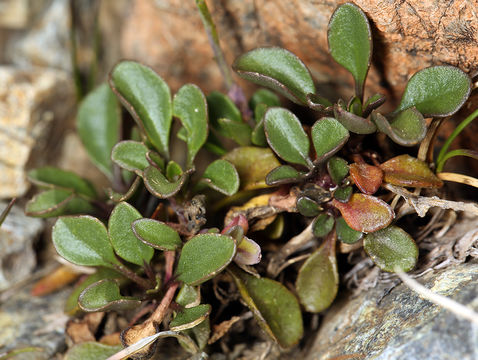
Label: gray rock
xmin=0 ymin=202 xmax=43 ymax=291
xmin=306 ymin=261 xmax=478 ymax=360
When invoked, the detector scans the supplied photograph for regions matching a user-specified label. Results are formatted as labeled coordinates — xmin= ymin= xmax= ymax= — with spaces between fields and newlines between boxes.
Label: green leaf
xmin=364 ymin=226 xmax=418 ymax=272
xmin=25 ymin=189 xmax=93 ymax=218
xmin=328 ymin=3 xmax=371 ymax=97
xmin=176 ymin=234 xmax=236 ymax=286
xmin=203 ymin=131 xmax=227 ymax=156
xmin=265 ymin=165 xmax=304 ymax=186
xmin=347 ymin=96 xmax=362 ymax=116
xmin=107 ymin=176 xmax=141 ymax=203
xmin=166 ymin=160 xmax=183 ymax=181
xmin=170 ymin=304 xmax=211 ymax=331
xmin=143 ymin=166 xmax=188 ymax=198
xmin=223 ymin=147 xmax=281 ymax=190
xmin=77 ymin=83 xmax=120 ymax=179
xmin=395 ymin=66 xmax=471 ymax=117
xmin=296 ymin=237 xmax=338 ymax=312
xmin=327 ymin=157 xmax=349 ymax=185
xmin=217 ymin=118 xmax=252 ymax=146
xmin=336 ymin=217 xmax=363 ymax=244
xmin=52 ymin=216 xmax=120 ymax=268
xmin=312 ymin=213 xmax=335 ymax=238
xmin=311 ymin=117 xmax=349 ymax=161
xmin=363 ymin=93 xmax=386 ymax=117
xmin=334 ymin=104 xmax=377 ymax=134
xmin=173 ymin=84 xmax=208 ymax=166
xmin=176 ymin=284 xmax=200 ymax=307
xmin=110 ymin=61 xmax=172 ymax=157
xmin=111 ymin=141 xmax=150 ymax=174
xmin=108 ymin=202 xmax=154 ymax=266
xmin=28 ymin=167 xmax=97 ymax=198
xmin=207 ymin=91 xmax=242 ymax=129
xmin=133 ymin=218 xmax=182 ymax=251
xmin=229 ymin=266 xmax=303 ymax=348
xmin=64 ymin=342 xmax=122 ymax=360
xmin=146 ymin=150 xmax=165 ymax=171
xmin=380 ymin=154 xmax=443 ymax=188
xmin=349 ymin=162 xmax=383 ymax=194
xmin=296 ymin=196 xmax=321 ymax=217
xmin=332 ymin=193 xmax=394 ymax=233
xmin=264 ymin=107 xmax=311 ymax=168
xmin=372 ymin=108 xmax=426 ymax=146
xmin=233 ymin=47 xmax=315 ymax=105
xmin=78 ymin=279 xmax=141 ymax=312
xmin=333 ymin=185 xmax=353 ymax=202
xmin=249 ymin=88 xmax=281 ymax=111
xmin=251 ymin=109 xmax=268 ymax=147
xmin=202 ymin=159 xmax=240 ymax=196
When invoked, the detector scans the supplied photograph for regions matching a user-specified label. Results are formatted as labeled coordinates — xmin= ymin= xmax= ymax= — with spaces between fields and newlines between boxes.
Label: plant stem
xmin=0 ymin=198 xmax=16 ymax=227
xmin=164 ymin=251 xmax=175 ymax=284
xmin=114 ymin=264 xmax=152 ymax=290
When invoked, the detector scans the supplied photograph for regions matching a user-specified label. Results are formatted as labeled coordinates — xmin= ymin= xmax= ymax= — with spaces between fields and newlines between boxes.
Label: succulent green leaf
xmin=334 ymin=104 xmax=377 ymax=134
xmin=235 ymin=236 xmax=262 ymax=265
xmin=64 ymin=342 xmax=122 ymax=360
xmin=296 ymin=237 xmax=338 ymax=312
xmin=265 ymin=165 xmax=304 ymax=186
xmin=250 ymin=88 xmax=281 ymax=111
xmin=349 ymin=162 xmax=383 ymax=194
xmin=176 ymin=234 xmax=236 ymax=286
xmin=347 ymin=96 xmax=363 ymax=116
xmin=204 ymin=131 xmax=227 ymax=156
xmin=311 ymin=117 xmax=349 ymax=161
xmin=364 ymin=225 xmax=418 ymax=272
xmin=251 ymin=109 xmax=268 ymax=147
xmin=312 ymin=213 xmax=335 ymax=238
xmin=52 ymin=216 xmax=120 ymax=268
xmin=132 ymin=219 xmax=182 ymax=251
xmin=28 ymin=167 xmax=96 ymax=198
xmin=107 ymin=176 xmax=141 ymax=203
xmin=363 ymin=93 xmax=386 ymax=117
xmin=336 ymin=217 xmax=363 ymax=244
xmin=328 ymin=3 xmax=372 ymax=97
xmin=327 ymin=157 xmax=349 ymax=185
xmin=166 ymin=160 xmax=183 ymax=181
xmin=108 ymin=202 xmax=154 ymax=266
xmin=173 ymin=84 xmax=208 ymax=166
xmin=202 ymin=159 xmax=240 ymax=196
xmin=333 ymin=185 xmax=353 ymax=202
xmin=78 ymin=279 xmax=141 ymax=312
xmin=170 ymin=304 xmax=211 ymax=331
xmin=77 ymin=83 xmax=120 ymax=179
xmin=380 ymin=154 xmax=443 ymax=188
xmin=143 ymin=166 xmax=188 ymax=198
xmin=217 ymin=118 xmax=252 ymax=146
xmin=176 ymin=284 xmax=201 ymax=307
xmin=395 ymin=66 xmax=471 ymax=117
xmin=264 ymin=107 xmax=311 ymax=168
xmin=111 ymin=141 xmax=150 ymax=174
xmin=296 ymin=197 xmax=321 ymax=217
xmin=207 ymin=91 xmax=242 ymax=130
xmin=229 ymin=266 xmax=303 ymax=348
xmin=233 ymin=47 xmax=315 ymax=105
xmin=25 ymin=189 xmax=93 ymax=218
xmin=332 ymin=193 xmax=394 ymax=233
xmin=372 ymin=109 xmax=426 ymax=146
xmin=306 ymin=93 xmax=333 ymax=111
xmin=110 ymin=61 xmax=172 ymax=157
xmin=146 ymin=150 xmax=165 ymax=171
xmin=223 ymin=147 xmax=281 ymax=190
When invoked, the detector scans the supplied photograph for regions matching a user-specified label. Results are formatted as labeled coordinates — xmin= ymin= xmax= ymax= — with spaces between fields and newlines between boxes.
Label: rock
xmin=0 ymin=66 xmax=74 ymax=199
xmin=0 ymin=285 xmax=70 ymax=359
xmin=306 ymin=261 xmax=478 ymax=360
xmin=0 ymin=0 xmax=49 ymax=30
xmin=0 ymin=202 xmax=43 ymax=291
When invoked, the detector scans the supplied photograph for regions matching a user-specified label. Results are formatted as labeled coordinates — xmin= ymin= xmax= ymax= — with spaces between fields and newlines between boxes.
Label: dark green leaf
xmin=233 ymin=47 xmax=315 ymax=104
xmin=173 ymin=84 xmax=208 ymax=166
xmin=110 ymin=61 xmax=172 ymax=157
xmin=108 ymin=202 xmax=154 ymax=266
xmin=336 ymin=217 xmax=363 ymax=244
xmin=77 ymin=83 xmax=120 ymax=179
xmin=133 ymin=218 xmax=182 ymax=251
xmin=395 ymin=66 xmax=471 ymax=117
xmin=143 ymin=166 xmax=188 ymax=198
xmin=170 ymin=304 xmax=211 ymax=331
xmin=107 ymin=176 xmax=141 ymax=202
xmin=229 ymin=266 xmax=303 ymax=348
xmin=203 ymin=131 xmax=227 ymax=156
xmin=364 ymin=226 xmax=418 ymax=272
xmin=25 ymin=189 xmax=93 ymax=218
xmin=349 ymin=162 xmax=383 ymax=194
xmin=311 ymin=117 xmax=349 ymax=161
xmin=333 ymin=185 xmax=353 ymax=202
xmin=176 ymin=234 xmax=236 ymax=286
xmin=296 ymin=196 xmax=321 ymax=217
xmin=111 ymin=141 xmax=149 ymax=174
xmin=312 ymin=213 xmax=335 ymax=238
xmin=217 ymin=118 xmax=252 ymax=146
xmin=363 ymin=93 xmax=386 ymax=117
xmin=250 ymin=88 xmax=281 ymax=111
xmin=328 ymin=3 xmax=371 ymax=97
xmin=347 ymin=96 xmax=362 ymax=116
xmin=166 ymin=160 xmax=183 ymax=181
xmin=202 ymin=159 xmax=240 ymax=196
xmin=265 ymin=165 xmax=304 ymax=186
xmin=64 ymin=342 xmax=122 ymax=360
xmin=296 ymin=236 xmax=338 ymax=312
xmin=264 ymin=108 xmax=311 ymax=168
xmin=334 ymin=104 xmax=377 ymax=134
xmin=28 ymin=167 xmax=96 ymax=198
xmin=52 ymin=216 xmax=120 ymax=268
xmin=223 ymin=147 xmax=281 ymax=190
xmin=78 ymin=279 xmax=140 ymax=312
xmin=372 ymin=109 xmax=426 ymax=146
xmin=327 ymin=157 xmax=349 ymax=185
xmin=207 ymin=91 xmax=242 ymax=129
xmin=251 ymin=107 xmax=268 ymax=147
xmin=302 ymin=184 xmax=332 ymax=203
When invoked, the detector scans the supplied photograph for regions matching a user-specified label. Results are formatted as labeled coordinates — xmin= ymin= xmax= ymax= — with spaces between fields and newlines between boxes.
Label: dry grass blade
xmin=437 ymin=172 xmax=478 ymax=188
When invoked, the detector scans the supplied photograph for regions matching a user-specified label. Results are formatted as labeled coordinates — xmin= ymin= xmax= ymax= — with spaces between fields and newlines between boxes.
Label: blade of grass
xmin=436 ymin=149 xmax=478 ymax=172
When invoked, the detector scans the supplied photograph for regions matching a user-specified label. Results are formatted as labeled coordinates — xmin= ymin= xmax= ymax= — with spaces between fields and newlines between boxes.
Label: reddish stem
xmin=164 ymin=251 xmax=175 ymax=284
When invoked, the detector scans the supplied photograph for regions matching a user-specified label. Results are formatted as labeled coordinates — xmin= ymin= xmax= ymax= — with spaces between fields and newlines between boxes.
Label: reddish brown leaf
xmin=208 ymin=316 xmax=242 ymax=344
xmin=349 ymin=163 xmax=383 ymax=194
xmin=31 ymin=265 xmax=79 ymax=296
xmin=380 ymin=154 xmax=443 ymax=188
xmin=332 ymin=194 xmax=394 ymax=233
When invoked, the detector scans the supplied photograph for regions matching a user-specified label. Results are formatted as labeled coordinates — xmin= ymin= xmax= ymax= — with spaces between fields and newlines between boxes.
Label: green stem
xmin=436 ymin=149 xmax=478 ymax=173
xmin=436 ymin=109 xmax=478 ymax=165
